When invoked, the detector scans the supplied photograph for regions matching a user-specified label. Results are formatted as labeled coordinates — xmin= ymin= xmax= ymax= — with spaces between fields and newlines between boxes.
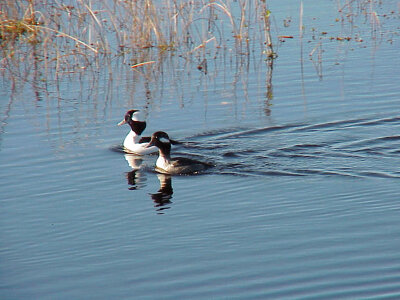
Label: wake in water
xmin=181 ymin=115 xmax=400 ymax=178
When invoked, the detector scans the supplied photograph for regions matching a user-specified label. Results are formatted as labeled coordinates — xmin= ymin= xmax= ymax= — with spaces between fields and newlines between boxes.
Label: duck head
xmin=147 ymin=131 xmax=172 ymax=156
xmin=118 ymin=109 xmax=139 ymax=126
xmin=118 ymin=110 xmax=146 ymax=135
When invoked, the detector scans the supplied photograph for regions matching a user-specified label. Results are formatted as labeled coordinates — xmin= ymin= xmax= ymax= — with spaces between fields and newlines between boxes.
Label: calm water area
xmin=1 ymin=1 xmax=400 ymax=299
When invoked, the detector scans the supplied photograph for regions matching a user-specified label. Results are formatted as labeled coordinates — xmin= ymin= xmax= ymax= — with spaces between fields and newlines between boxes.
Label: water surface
xmin=1 ymin=1 xmax=400 ymax=299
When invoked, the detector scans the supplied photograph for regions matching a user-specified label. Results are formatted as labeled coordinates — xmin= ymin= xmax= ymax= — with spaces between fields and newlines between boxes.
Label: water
xmin=1 ymin=1 xmax=400 ymax=299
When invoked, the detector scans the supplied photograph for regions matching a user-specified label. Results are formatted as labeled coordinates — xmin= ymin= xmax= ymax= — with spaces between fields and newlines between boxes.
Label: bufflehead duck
xmin=147 ymin=131 xmax=212 ymax=175
xmin=118 ymin=110 xmax=157 ymax=155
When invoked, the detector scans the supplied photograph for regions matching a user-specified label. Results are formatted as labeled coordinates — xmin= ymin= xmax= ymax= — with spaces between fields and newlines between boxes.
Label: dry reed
xmin=0 ymin=0 xmax=276 ymax=83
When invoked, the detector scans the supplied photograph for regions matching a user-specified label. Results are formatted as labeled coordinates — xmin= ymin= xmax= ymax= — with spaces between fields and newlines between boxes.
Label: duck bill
xmin=146 ymin=138 xmax=155 ymax=148
xmin=117 ymin=119 xmax=126 ymax=126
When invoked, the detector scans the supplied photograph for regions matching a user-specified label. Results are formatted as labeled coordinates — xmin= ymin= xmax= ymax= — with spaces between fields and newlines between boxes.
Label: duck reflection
xmin=124 ymin=153 xmax=144 ymax=170
xmin=124 ymin=154 xmax=146 ymax=190
xmin=124 ymin=154 xmax=173 ymax=213
xmin=149 ymin=174 xmax=173 ymax=213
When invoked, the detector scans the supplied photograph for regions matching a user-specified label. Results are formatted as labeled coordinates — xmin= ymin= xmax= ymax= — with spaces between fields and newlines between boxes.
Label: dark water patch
xmin=292 ymin=169 xmax=361 ymax=178
xmin=335 ymin=135 xmax=400 ymax=157
xmin=280 ymin=143 xmax=325 ymax=151
xmin=269 ymin=152 xmax=321 ymax=159
xmin=346 ymin=116 xmax=400 ymax=128
xmin=289 ymin=115 xmax=400 ymax=135
xmin=356 ymin=172 xmax=400 ymax=179
xmin=218 ymin=171 xmax=253 ymax=177
xmin=222 ymin=149 xmax=258 ymax=158
xmin=187 ymin=127 xmax=249 ymax=140
xmin=249 ymin=170 xmax=307 ymax=177
xmin=351 ymin=148 xmax=389 ymax=156
xmin=181 ymin=141 xmax=229 ymax=151
xmin=321 ymin=151 xmax=368 ymax=159
xmin=218 ymin=169 xmax=306 ymax=177
xmin=272 ymin=144 xmax=326 ymax=158
xmin=291 ymin=117 xmax=371 ymax=133
xmin=210 ymin=124 xmax=302 ymax=141
xmin=379 ymin=135 xmax=400 ymax=142
xmin=186 ymin=124 xmax=305 ymax=142
xmin=222 ymin=151 xmax=240 ymax=158
xmin=340 ymin=135 xmax=400 ymax=148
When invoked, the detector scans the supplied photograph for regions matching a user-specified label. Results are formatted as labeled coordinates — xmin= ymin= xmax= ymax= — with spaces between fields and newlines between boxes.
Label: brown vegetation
xmin=0 ymin=0 xmax=275 ymax=81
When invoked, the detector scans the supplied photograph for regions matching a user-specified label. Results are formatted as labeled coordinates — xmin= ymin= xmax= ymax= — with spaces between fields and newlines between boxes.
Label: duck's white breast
xmin=123 ymin=131 xmax=157 ymax=155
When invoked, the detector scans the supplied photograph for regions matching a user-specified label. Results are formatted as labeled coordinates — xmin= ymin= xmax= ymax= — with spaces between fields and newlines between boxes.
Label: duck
xmin=117 ymin=109 xmax=158 ymax=155
xmin=147 ymin=131 xmax=212 ymax=175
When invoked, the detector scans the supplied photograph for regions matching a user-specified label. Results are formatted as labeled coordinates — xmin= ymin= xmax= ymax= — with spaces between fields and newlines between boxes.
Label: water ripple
xmin=182 ymin=114 xmax=400 ymax=179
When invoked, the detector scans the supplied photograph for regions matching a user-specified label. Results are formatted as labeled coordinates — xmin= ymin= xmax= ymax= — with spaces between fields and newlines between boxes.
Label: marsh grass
xmin=0 ymin=0 xmax=275 ymax=84
xmin=0 ymin=0 xmax=395 ymax=94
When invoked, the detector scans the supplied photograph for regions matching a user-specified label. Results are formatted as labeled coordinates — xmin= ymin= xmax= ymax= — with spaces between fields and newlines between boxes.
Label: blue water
xmin=1 ymin=1 xmax=400 ymax=299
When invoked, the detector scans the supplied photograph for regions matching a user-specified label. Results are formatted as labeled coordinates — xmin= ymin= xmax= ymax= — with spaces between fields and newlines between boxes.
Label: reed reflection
xmin=264 ymin=58 xmax=274 ymax=116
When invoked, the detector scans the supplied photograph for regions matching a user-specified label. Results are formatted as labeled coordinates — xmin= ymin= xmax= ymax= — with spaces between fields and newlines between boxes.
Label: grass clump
xmin=0 ymin=1 xmax=40 ymax=44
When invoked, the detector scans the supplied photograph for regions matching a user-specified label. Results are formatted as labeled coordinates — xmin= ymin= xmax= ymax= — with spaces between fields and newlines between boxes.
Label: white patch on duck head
xmin=131 ymin=111 xmax=144 ymax=122
xmin=159 ymin=137 xmax=170 ymax=144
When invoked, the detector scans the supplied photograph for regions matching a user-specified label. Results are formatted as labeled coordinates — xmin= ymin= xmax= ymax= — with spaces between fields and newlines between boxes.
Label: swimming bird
xmin=147 ymin=131 xmax=212 ymax=175
xmin=117 ymin=110 xmax=157 ymax=155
